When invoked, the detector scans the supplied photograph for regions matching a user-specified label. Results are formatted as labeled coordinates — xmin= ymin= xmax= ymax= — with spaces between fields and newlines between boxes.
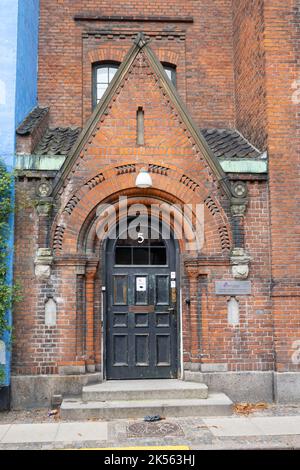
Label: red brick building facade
xmin=12 ymin=0 xmax=300 ymax=408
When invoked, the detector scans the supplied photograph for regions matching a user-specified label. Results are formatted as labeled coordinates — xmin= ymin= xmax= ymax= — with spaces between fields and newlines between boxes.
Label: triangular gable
xmin=52 ymin=33 xmax=232 ymax=199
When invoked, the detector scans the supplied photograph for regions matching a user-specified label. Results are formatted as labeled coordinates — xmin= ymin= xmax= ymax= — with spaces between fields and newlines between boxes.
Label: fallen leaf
xmin=197 ymin=425 xmax=219 ymax=429
xmin=234 ymin=402 xmax=268 ymax=415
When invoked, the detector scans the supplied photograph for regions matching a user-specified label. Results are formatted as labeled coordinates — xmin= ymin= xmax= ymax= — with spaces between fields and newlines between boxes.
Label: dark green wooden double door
xmin=106 ymin=234 xmax=178 ymax=379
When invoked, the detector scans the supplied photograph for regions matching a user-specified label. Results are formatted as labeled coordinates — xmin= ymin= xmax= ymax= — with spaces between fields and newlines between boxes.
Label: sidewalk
xmin=0 ymin=411 xmax=300 ymax=449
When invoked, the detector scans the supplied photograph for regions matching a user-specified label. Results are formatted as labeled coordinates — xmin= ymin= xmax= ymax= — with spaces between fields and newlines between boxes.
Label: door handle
xmin=168 ymin=307 xmax=175 ymax=313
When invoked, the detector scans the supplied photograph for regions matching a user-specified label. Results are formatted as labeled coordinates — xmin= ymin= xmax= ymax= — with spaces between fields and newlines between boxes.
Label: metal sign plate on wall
xmin=215 ymin=280 xmax=251 ymax=295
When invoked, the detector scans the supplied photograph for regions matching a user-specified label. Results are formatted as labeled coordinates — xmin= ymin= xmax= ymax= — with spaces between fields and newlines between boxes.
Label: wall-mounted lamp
xmin=135 ymin=168 xmax=153 ymax=188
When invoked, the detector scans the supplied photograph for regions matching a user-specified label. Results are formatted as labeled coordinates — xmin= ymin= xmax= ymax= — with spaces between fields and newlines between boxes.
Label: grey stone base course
xmin=11 ymin=371 xmax=300 ymax=409
xmin=184 ymin=371 xmax=274 ymax=403
xmin=11 ymin=373 xmax=101 ymax=410
xmin=57 ymin=365 xmax=86 ymax=375
xmin=274 ymin=372 xmax=300 ymax=403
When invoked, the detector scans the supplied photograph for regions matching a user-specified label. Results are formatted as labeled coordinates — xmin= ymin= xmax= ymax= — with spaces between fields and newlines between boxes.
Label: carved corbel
xmin=34 ymin=247 xmax=53 ymax=280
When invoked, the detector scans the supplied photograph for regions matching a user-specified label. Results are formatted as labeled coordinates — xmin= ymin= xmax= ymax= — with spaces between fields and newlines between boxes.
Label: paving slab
xmin=251 ymin=416 xmax=300 ymax=436
xmin=203 ymin=416 xmax=300 ymax=437
xmin=1 ymin=423 xmax=59 ymax=443
xmin=0 ymin=425 xmax=11 ymax=441
xmin=55 ymin=422 xmax=108 ymax=442
xmin=203 ymin=418 xmax=264 ymax=436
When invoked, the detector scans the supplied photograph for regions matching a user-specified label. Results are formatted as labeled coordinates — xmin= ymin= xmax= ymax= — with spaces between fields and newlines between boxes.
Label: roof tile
xmin=33 ymin=128 xmax=81 ymax=155
xmin=201 ymin=128 xmax=261 ymax=159
xmin=16 ymin=107 xmax=49 ymax=135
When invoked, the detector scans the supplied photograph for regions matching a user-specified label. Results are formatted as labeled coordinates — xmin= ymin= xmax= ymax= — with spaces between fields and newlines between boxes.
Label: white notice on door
xmin=136 ymin=277 xmax=147 ymax=291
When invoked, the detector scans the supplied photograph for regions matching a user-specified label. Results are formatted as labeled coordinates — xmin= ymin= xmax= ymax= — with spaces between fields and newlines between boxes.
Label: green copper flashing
xmin=220 ymin=159 xmax=267 ymax=174
xmin=15 ymin=155 xmax=268 ymax=175
xmin=15 ymin=155 xmax=66 ymax=171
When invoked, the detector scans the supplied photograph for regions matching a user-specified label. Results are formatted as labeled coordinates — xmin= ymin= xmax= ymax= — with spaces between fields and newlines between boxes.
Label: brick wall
xmin=13 ymin=0 xmax=300 ymax=378
xmin=13 ymin=178 xmax=40 ymax=374
xmin=264 ymin=0 xmax=300 ymax=372
xmin=38 ymin=0 xmax=235 ymax=129
xmin=13 ymin=44 xmax=272 ymax=374
xmin=232 ymin=0 xmax=268 ymax=151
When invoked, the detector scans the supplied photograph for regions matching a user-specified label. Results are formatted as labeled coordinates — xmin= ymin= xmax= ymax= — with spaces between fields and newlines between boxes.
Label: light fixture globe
xmin=135 ymin=168 xmax=153 ymax=188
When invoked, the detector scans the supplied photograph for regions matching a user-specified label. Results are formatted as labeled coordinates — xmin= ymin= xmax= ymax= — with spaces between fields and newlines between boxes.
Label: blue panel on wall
xmin=0 ymin=0 xmax=39 ymax=397
xmin=0 ymin=0 xmax=18 ymax=166
xmin=15 ymin=0 xmax=39 ymax=127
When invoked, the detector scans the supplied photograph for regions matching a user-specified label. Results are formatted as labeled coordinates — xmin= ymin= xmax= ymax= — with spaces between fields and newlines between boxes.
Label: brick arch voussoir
xmin=156 ymin=50 xmax=180 ymax=67
xmin=84 ymin=194 xmax=192 ymax=255
xmin=88 ymin=47 xmax=126 ymax=65
xmin=51 ymin=163 xmax=232 ymax=255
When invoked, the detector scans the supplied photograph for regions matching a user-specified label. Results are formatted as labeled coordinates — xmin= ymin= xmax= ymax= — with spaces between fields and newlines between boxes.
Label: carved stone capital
xmin=185 ymin=265 xmax=200 ymax=279
xmin=230 ymin=247 xmax=251 ymax=279
xmin=36 ymin=197 xmax=53 ymax=216
xmin=86 ymin=259 xmax=99 ymax=279
xmin=34 ymin=248 xmax=53 ymax=280
xmin=230 ymin=247 xmax=251 ymax=264
xmin=231 ymin=198 xmax=248 ymax=217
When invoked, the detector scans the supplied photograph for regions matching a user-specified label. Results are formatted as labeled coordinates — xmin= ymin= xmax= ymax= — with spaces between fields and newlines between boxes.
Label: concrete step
xmin=82 ymin=379 xmax=208 ymax=402
xmin=60 ymin=393 xmax=233 ymax=420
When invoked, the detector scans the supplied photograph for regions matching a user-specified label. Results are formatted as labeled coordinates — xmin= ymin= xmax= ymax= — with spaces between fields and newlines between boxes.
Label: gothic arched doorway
xmin=105 ymin=217 xmax=179 ymax=379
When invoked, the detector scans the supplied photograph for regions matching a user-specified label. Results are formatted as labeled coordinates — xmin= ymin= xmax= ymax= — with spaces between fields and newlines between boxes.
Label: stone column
xmin=35 ymin=180 xmax=53 ymax=247
xmin=230 ymin=181 xmax=251 ymax=279
xmin=34 ymin=181 xmax=54 ymax=280
xmin=85 ymin=261 xmax=98 ymax=372
xmin=36 ymin=199 xmax=52 ymax=248
xmin=230 ymin=181 xmax=248 ymax=248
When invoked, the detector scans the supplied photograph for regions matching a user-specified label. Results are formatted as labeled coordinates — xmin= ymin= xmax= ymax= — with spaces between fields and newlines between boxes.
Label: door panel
xmin=106 ymin=236 xmax=178 ymax=379
xmin=113 ymin=334 xmax=128 ymax=366
xmin=156 ymin=334 xmax=171 ymax=366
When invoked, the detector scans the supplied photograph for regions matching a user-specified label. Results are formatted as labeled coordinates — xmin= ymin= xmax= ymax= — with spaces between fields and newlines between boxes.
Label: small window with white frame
xmin=162 ymin=63 xmax=176 ymax=87
xmin=92 ymin=61 xmax=177 ymax=108
xmin=93 ymin=62 xmax=119 ymax=107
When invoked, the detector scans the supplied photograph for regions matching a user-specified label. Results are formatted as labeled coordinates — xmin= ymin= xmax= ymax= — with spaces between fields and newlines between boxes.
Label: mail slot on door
xmin=129 ymin=305 xmax=155 ymax=313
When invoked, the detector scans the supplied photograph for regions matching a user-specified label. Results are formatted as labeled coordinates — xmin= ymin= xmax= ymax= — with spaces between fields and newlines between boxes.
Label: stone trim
xmin=75 ymin=14 xmax=194 ymax=24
